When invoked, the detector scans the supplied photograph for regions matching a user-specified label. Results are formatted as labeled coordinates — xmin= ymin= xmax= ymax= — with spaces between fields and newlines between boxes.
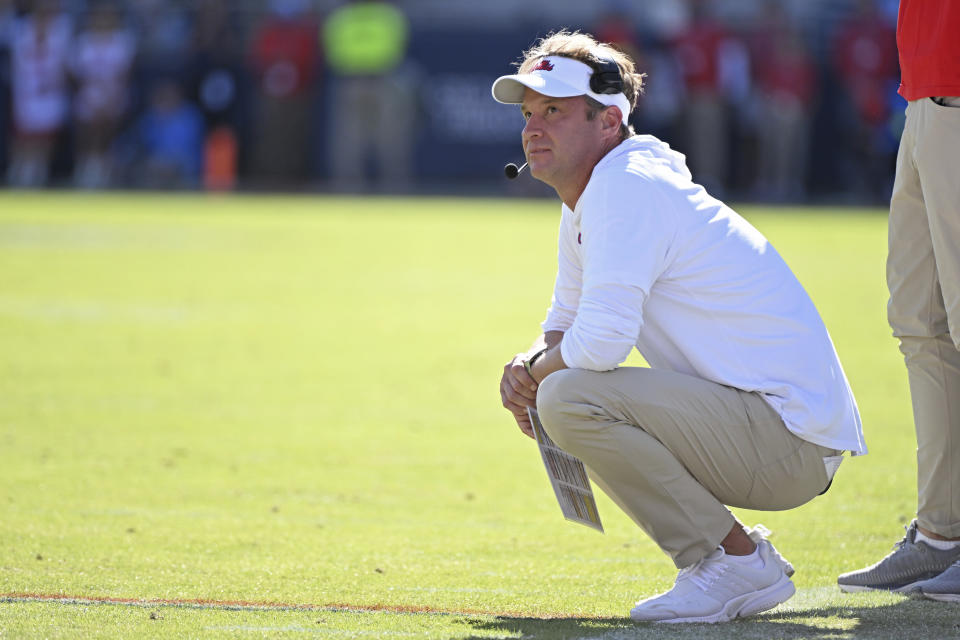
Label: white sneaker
xmin=630 ymin=536 xmax=796 ymax=623
xmin=748 ymin=524 xmax=794 ymax=577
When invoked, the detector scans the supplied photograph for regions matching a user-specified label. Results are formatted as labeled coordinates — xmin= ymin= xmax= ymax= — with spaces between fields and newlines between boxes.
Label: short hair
xmin=516 ymin=29 xmax=646 ymax=140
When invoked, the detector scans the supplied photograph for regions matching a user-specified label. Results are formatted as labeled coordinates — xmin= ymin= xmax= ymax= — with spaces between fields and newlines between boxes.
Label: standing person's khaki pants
xmin=685 ymin=91 xmax=727 ymax=195
xmin=536 ymin=367 xmax=836 ymax=569
xmin=887 ymin=96 xmax=960 ymax=538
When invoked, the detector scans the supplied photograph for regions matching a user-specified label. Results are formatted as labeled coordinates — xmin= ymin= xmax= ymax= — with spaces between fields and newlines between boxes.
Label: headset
xmin=588 ymin=50 xmax=624 ymax=96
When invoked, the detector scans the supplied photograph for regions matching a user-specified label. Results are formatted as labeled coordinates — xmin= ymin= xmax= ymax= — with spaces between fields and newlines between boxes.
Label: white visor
xmin=491 ymin=56 xmax=631 ymax=126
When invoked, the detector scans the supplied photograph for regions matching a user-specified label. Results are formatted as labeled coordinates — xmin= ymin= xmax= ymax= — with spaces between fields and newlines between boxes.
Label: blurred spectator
xmin=594 ymin=7 xmax=685 ymax=145
xmin=831 ymin=0 xmax=897 ymax=201
xmin=630 ymin=35 xmax=684 ymax=146
xmin=6 ymin=0 xmax=71 ymax=188
xmin=128 ymin=0 xmax=193 ymax=81
xmin=248 ymin=0 xmax=319 ymax=185
xmin=191 ymin=0 xmax=243 ymax=130
xmin=751 ymin=2 xmax=817 ymax=201
xmin=69 ymin=0 xmax=136 ymax=189
xmin=322 ymin=0 xmax=415 ymax=192
xmin=594 ymin=4 xmax=643 ymax=66
xmin=190 ymin=0 xmax=244 ymax=190
xmin=673 ymin=0 xmax=748 ymax=196
xmin=833 ymin=0 xmax=897 ymax=133
xmin=126 ymin=78 xmax=204 ymax=189
xmin=0 ymin=0 xmax=15 ymax=175
xmin=594 ymin=5 xmax=653 ymax=135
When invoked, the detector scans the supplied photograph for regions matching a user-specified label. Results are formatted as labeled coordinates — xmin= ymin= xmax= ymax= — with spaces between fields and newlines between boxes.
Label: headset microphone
xmin=504 ymin=162 xmax=527 ymax=179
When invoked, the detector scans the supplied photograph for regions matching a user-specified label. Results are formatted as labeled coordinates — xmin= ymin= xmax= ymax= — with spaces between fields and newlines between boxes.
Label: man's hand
xmin=500 ymin=353 xmax=538 ymax=438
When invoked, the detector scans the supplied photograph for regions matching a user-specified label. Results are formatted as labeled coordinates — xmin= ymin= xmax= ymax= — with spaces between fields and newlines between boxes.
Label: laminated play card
xmin=527 ymin=407 xmax=603 ymax=532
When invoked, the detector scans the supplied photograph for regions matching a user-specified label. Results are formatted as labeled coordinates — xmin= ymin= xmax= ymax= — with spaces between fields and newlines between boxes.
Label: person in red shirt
xmin=248 ymin=0 xmax=320 ymax=184
xmin=672 ymin=0 xmax=738 ymax=196
xmin=832 ymin=0 xmax=898 ymax=128
xmin=830 ymin=0 xmax=898 ymax=201
xmin=751 ymin=4 xmax=816 ymax=201
xmin=838 ymin=0 xmax=960 ymax=600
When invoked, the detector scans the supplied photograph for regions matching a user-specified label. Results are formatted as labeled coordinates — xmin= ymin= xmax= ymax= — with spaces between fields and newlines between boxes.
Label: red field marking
xmin=0 ymin=592 xmax=589 ymax=620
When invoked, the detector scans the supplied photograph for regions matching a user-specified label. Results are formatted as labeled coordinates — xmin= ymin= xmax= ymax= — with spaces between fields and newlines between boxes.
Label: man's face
xmin=520 ymin=88 xmax=604 ymax=192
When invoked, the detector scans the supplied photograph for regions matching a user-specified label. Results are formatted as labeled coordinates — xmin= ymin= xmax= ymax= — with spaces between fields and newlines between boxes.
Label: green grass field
xmin=0 ymin=192 xmax=955 ymax=639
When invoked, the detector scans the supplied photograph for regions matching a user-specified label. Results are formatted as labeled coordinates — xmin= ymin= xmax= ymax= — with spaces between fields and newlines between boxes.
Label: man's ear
xmin=602 ymin=106 xmax=622 ymax=134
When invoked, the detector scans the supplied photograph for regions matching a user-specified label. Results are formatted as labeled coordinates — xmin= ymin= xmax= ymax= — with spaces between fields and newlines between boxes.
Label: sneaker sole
xmin=923 ymin=592 xmax=960 ymax=603
xmin=653 ymin=576 xmax=796 ymax=624
xmin=838 ymin=581 xmax=924 ymax=594
xmin=838 ymin=584 xmax=875 ymax=593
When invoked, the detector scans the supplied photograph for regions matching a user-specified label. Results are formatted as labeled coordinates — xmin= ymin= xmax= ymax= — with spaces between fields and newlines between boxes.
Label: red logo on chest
xmin=533 ymin=59 xmax=554 ymax=71
xmin=577 ymin=232 xmax=582 ymax=244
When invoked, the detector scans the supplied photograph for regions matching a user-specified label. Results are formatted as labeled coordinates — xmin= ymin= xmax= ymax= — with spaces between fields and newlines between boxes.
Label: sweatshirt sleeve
xmin=541 ymin=207 xmax=582 ymax=333
xmin=560 ymin=173 xmax=675 ymax=371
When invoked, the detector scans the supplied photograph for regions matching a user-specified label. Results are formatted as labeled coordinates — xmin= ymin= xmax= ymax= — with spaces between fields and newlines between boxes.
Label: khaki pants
xmin=685 ymin=92 xmax=727 ymax=194
xmin=887 ymin=97 xmax=960 ymax=538
xmin=327 ymin=75 xmax=416 ymax=190
xmin=536 ymin=367 xmax=835 ymax=568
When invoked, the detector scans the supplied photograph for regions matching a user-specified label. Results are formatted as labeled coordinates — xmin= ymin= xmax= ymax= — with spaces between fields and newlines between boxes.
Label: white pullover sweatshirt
xmin=542 ymin=135 xmax=866 ymax=455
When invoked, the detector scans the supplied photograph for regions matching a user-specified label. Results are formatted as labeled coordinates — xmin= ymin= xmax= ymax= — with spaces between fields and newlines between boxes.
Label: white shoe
xmin=630 ymin=536 xmax=796 ymax=623
xmin=748 ymin=524 xmax=794 ymax=577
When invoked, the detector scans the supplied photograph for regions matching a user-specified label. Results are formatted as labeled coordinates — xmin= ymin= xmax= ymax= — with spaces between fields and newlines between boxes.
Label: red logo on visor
xmin=533 ymin=59 xmax=554 ymax=71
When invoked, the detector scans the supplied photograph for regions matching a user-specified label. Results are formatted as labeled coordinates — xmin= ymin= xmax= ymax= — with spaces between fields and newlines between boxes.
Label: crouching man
xmin=495 ymin=30 xmax=867 ymax=623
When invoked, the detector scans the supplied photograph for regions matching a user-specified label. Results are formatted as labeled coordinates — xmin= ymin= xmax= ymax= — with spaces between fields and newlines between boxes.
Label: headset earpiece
xmin=588 ymin=51 xmax=624 ymax=96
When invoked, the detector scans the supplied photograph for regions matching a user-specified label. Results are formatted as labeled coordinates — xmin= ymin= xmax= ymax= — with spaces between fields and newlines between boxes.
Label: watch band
xmin=523 ymin=347 xmax=549 ymax=377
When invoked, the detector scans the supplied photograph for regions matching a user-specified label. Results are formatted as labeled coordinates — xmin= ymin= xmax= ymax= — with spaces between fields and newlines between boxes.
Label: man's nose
xmin=522 ymin=117 xmax=542 ymax=143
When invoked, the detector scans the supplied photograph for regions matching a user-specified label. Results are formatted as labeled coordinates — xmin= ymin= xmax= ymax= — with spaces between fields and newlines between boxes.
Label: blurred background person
xmin=0 ymin=0 xmax=15 ymax=177
xmin=189 ymin=0 xmax=245 ymax=191
xmin=69 ymin=0 xmax=135 ymax=189
xmin=593 ymin=3 xmax=643 ymax=70
xmin=750 ymin=2 xmax=817 ymax=202
xmin=6 ymin=0 xmax=71 ymax=188
xmin=128 ymin=0 xmax=193 ymax=85
xmin=322 ymin=0 xmax=415 ymax=192
xmin=248 ymin=0 xmax=319 ymax=187
xmin=124 ymin=78 xmax=203 ymax=189
xmin=594 ymin=4 xmax=685 ymax=152
xmin=629 ymin=34 xmax=684 ymax=148
xmin=831 ymin=0 xmax=897 ymax=202
xmin=672 ymin=0 xmax=748 ymax=197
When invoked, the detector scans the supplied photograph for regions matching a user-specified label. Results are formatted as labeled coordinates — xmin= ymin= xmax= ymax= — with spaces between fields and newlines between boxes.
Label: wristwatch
xmin=523 ymin=347 xmax=549 ymax=377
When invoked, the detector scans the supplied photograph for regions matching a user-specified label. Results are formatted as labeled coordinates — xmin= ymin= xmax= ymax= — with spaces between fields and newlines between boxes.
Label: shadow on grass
xmin=458 ymin=597 xmax=960 ymax=639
